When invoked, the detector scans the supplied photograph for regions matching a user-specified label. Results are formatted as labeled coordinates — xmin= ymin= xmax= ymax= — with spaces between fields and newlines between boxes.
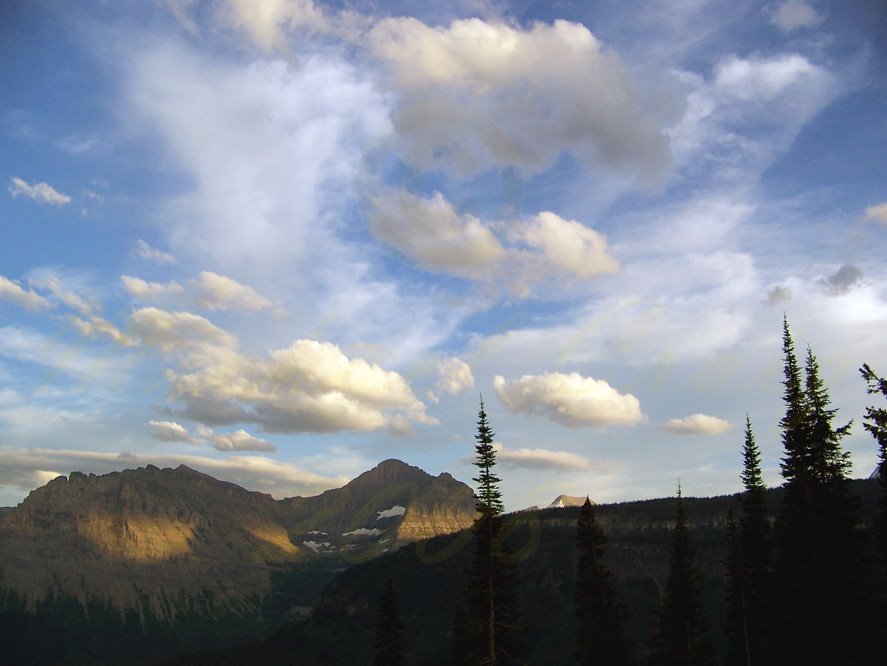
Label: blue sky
xmin=2 ymin=0 xmax=886 ymax=509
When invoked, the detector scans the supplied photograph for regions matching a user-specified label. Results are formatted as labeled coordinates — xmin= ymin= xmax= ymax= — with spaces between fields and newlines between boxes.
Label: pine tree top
xmin=472 ymin=397 xmax=504 ymax=515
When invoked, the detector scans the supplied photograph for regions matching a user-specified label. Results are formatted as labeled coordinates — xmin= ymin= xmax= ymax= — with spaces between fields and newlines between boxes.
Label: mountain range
xmin=0 ymin=459 xmax=476 ymax=620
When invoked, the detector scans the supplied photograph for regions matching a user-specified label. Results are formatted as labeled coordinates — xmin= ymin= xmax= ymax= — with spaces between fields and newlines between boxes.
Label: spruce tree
xmin=724 ymin=418 xmax=772 ymax=666
xmin=574 ymin=497 xmax=633 ymax=665
xmin=860 ymin=363 xmax=887 ymax=560
xmin=459 ymin=397 xmax=526 ymax=665
xmin=860 ymin=363 xmax=887 ymax=654
xmin=647 ymin=485 xmax=712 ymax=666
xmin=774 ymin=322 xmax=870 ymax=664
xmin=373 ymin=576 xmax=406 ymax=666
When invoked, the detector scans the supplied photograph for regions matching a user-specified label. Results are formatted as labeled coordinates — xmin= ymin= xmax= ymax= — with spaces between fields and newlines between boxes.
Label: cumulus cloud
xmin=660 ymin=413 xmax=732 ymax=435
xmin=492 ymin=442 xmax=591 ymax=472
xmin=370 ymin=190 xmax=618 ymax=295
xmin=147 ymin=419 xmax=197 ymax=443
xmin=135 ymin=239 xmax=177 ymax=265
xmin=191 ymin=271 xmax=275 ymax=312
xmin=8 ymin=176 xmax=72 ymax=206
xmin=436 ymin=357 xmax=475 ymax=395
xmin=371 ymin=191 xmax=504 ymax=280
xmin=506 ymin=211 xmax=620 ymax=280
xmin=769 ymin=1 xmax=824 ymax=32
xmin=210 ymin=429 xmax=276 ymax=452
xmin=865 ymin=203 xmax=887 ymax=225
xmin=0 ymin=276 xmax=51 ymax=310
xmin=493 ymin=372 xmax=644 ymax=427
xmin=369 ymin=17 xmax=671 ymax=180
xmin=0 ymin=447 xmax=345 ymax=498
xmin=69 ymin=316 xmax=136 ymax=347
xmin=121 ymin=275 xmax=185 ymax=300
xmin=820 ymin=264 xmax=863 ymax=295
xmin=130 ymin=308 xmax=434 ymax=434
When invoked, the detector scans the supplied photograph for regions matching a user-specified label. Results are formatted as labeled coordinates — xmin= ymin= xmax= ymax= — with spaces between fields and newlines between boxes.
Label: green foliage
xmin=575 ymin=497 xmax=633 ymax=665
xmin=473 ymin=397 xmax=504 ymax=517
xmin=646 ymin=487 xmax=714 ymax=666
xmin=373 ymin=576 xmax=406 ymax=666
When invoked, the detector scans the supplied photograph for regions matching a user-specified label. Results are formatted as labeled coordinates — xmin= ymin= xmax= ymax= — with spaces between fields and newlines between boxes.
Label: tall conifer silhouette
xmin=574 ymin=497 xmax=632 ymax=665
xmin=647 ymin=485 xmax=712 ymax=666
xmin=373 ymin=576 xmax=406 ymax=666
xmin=458 ymin=397 xmax=526 ymax=665
xmin=725 ymin=417 xmax=772 ymax=665
xmin=774 ymin=320 xmax=870 ymax=663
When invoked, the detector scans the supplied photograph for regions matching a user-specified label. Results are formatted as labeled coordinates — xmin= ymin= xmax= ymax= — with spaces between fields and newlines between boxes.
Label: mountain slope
xmin=0 ymin=459 xmax=476 ymax=619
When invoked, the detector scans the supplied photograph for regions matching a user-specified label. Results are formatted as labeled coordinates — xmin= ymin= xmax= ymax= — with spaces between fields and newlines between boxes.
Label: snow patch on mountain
xmin=376 ymin=505 xmax=406 ymax=520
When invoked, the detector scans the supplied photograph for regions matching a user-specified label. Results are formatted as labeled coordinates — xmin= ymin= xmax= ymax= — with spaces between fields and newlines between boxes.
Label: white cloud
xmin=129 ymin=307 xmax=238 ymax=363
xmin=135 ymin=239 xmax=178 ymax=265
xmin=492 ymin=442 xmax=591 ymax=472
xmin=147 ymin=419 xmax=197 ymax=443
xmin=220 ymin=0 xmax=332 ymax=51
xmin=0 ymin=276 xmax=51 ymax=310
xmin=0 ymin=447 xmax=345 ymax=498
xmin=8 ymin=176 xmax=71 ymax=206
xmin=130 ymin=307 xmax=435 ymax=434
xmin=191 ymin=271 xmax=275 ymax=312
xmin=370 ymin=190 xmax=619 ymax=296
xmin=69 ymin=316 xmax=136 ymax=347
xmin=371 ymin=191 xmax=503 ymax=280
xmin=127 ymin=41 xmax=389 ymax=272
xmin=506 ymin=211 xmax=620 ymax=280
xmin=210 ymin=429 xmax=276 ymax=452
xmin=769 ymin=1 xmax=824 ymax=32
xmin=714 ymin=53 xmax=832 ymax=103
xmin=660 ymin=413 xmax=732 ymax=435
xmin=369 ymin=17 xmax=671 ymax=180
xmin=121 ymin=275 xmax=185 ymax=300
xmin=865 ymin=203 xmax=887 ymax=225
xmin=493 ymin=372 xmax=644 ymax=427
xmin=436 ymin=357 xmax=475 ymax=395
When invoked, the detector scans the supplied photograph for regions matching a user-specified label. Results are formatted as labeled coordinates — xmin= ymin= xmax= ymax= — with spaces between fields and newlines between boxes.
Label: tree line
xmin=373 ymin=318 xmax=887 ymax=665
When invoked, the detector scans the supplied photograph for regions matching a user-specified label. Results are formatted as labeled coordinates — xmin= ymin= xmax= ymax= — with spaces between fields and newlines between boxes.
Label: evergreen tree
xmin=458 ymin=397 xmax=527 ymax=665
xmin=574 ymin=497 xmax=633 ymax=665
xmin=373 ymin=576 xmax=406 ymax=666
xmin=646 ymin=485 xmax=712 ymax=666
xmin=860 ymin=363 xmax=887 ymax=560
xmin=860 ymin=363 xmax=887 ymax=653
xmin=774 ymin=322 xmax=870 ymax=664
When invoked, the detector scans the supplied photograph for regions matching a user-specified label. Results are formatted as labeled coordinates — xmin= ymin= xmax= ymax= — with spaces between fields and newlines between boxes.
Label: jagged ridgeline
xmin=0 ymin=459 xmax=477 ymax=664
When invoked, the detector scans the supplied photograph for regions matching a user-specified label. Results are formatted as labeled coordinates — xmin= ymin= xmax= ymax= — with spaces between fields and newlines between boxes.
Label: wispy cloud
xmin=8 ymin=176 xmax=71 ymax=206
xmin=493 ymin=442 xmax=591 ymax=472
xmin=134 ymin=239 xmax=178 ymax=265
xmin=0 ymin=276 xmax=51 ymax=310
